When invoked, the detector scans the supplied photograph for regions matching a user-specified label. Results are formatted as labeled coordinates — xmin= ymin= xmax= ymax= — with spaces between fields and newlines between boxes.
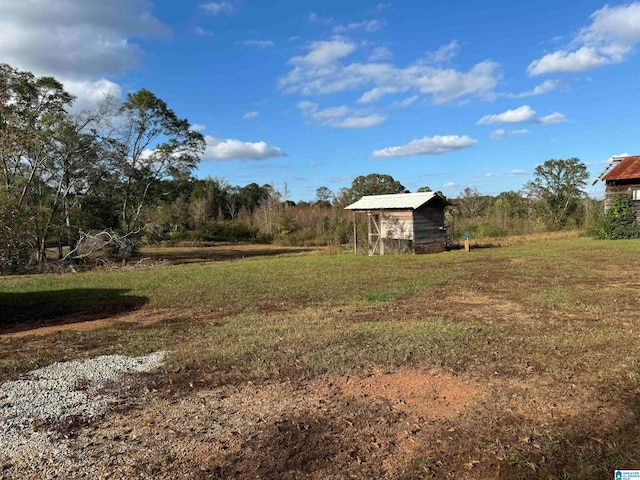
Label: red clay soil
xmin=332 ymin=367 xmax=480 ymax=421
xmin=0 ymin=308 xmax=171 ymax=339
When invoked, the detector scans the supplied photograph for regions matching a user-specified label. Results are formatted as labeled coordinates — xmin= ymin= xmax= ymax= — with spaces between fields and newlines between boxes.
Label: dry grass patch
xmin=1 ymin=237 xmax=639 ymax=478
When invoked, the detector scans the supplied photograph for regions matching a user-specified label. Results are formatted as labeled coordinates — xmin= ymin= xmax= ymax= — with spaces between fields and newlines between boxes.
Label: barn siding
xmin=413 ymin=205 xmax=446 ymax=253
xmin=373 ymin=206 xmax=447 ymax=253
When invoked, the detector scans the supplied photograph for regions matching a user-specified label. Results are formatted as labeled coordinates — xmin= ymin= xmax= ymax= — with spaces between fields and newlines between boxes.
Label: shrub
xmin=191 ymin=221 xmax=259 ymax=242
xmin=592 ymin=194 xmax=640 ymax=240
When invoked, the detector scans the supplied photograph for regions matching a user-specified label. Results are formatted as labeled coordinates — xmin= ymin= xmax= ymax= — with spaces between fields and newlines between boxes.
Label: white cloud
xmin=298 ymin=101 xmax=347 ymax=123
xmin=242 ymin=111 xmax=259 ymax=120
xmin=484 ymin=173 xmax=494 ymax=177
xmin=373 ymin=2 xmax=392 ymax=12
xmin=443 ymin=181 xmax=456 ymax=188
xmin=61 ymin=79 xmax=122 ymax=112
xmin=371 ymin=135 xmax=477 ymax=158
xmin=427 ymin=40 xmax=460 ymax=63
xmin=490 ymin=129 xmax=506 ymax=140
xmin=490 ymin=128 xmax=530 ymax=140
xmin=528 ymin=2 xmax=640 ymax=75
xmin=357 ymin=87 xmax=398 ymax=103
xmin=528 ymin=47 xmax=609 ymax=75
xmin=477 ymin=105 xmax=536 ymax=125
xmin=509 ymin=79 xmax=560 ymax=98
xmin=244 ymin=40 xmax=275 ymax=48
xmin=279 ymin=40 xmax=500 ymax=104
xmin=195 ymin=26 xmax=214 ymax=36
xmin=308 ymin=12 xmax=334 ymax=24
xmin=202 ymin=135 xmax=286 ymax=161
xmin=189 ymin=123 xmax=206 ymax=132
xmin=201 ymin=2 xmax=232 ymax=15
xmin=479 ymin=105 xmax=568 ymax=126
xmin=289 ymin=39 xmax=356 ymax=68
xmin=298 ymin=101 xmax=385 ymax=128
xmin=392 ymin=95 xmax=419 ymax=108
xmin=508 ymin=169 xmax=528 ymax=176
xmin=0 ymin=0 xmax=174 ymax=111
xmin=536 ymin=112 xmax=568 ymax=124
xmin=0 ymin=0 xmax=169 ymax=80
xmin=369 ymin=45 xmax=393 ymax=61
xmin=334 ymin=19 xmax=387 ymax=34
xmin=332 ymin=115 xmax=386 ymax=128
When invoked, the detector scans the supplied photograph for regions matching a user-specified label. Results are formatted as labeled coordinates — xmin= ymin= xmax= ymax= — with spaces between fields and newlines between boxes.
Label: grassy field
xmin=0 ymin=236 xmax=639 ymax=478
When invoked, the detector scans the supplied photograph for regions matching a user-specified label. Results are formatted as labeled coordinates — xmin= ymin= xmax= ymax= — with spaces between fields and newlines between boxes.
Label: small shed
xmin=345 ymin=192 xmax=450 ymax=255
xmin=594 ymin=155 xmax=640 ymax=220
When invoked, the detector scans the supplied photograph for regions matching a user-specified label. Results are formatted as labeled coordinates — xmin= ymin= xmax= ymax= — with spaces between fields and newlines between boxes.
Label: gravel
xmin=0 ymin=351 xmax=166 ymax=476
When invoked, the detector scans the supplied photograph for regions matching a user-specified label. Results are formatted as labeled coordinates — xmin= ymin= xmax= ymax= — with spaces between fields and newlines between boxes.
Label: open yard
xmin=0 ymin=236 xmax=638 ymax=479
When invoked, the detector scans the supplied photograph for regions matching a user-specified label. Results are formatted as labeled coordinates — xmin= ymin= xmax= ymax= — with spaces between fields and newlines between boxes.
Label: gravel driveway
xmin=0 ymin=352 xmax=166 ymax=479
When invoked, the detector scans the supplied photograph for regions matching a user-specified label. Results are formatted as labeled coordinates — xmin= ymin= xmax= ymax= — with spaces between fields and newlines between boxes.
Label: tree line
xmin=1 ymin=63 xmax=635 ymax=274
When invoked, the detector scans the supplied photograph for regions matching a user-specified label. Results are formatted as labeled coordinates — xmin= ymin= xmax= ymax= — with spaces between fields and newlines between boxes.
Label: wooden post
xmin=464 ymin=238 xmax=470 ymax=252
xmin=379 ymin=211 xmax=385 ymax=256
xmin=353 ymin=213 xmax=357 ymax=255
xmin=367 ymin=212 xmax=373 ymax=256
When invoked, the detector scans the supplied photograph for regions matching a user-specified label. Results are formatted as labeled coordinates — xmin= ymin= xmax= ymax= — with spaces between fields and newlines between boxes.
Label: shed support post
xmin=353 ymin=213 xmax=357 ymax=255
xmin=379 ymin=211 xmax=384 ymax=256
xmin=367 ymin=212 xmax=373 ymax=256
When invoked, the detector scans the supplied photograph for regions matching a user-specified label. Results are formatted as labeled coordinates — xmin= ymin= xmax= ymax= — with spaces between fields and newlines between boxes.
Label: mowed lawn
xmin=0 ymin=237 xmax=639 ymax=479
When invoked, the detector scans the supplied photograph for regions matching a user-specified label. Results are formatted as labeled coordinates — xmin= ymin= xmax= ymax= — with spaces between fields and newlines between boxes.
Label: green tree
xmin=593 ymin=194 xmax=640 ymax=239
xmin=0 ymin=64 xmax=74 ymax=200
xmin=457 ymin=187 xmax=491 ymax=218
xmin=315 ymin=186 xmax=332 ymax=206
xmin=524 ymin=158 xmax=589 ymax=230
xmin=0 ymin=63 xmax=78 ymax=265
xmin=109 ymin=88 xmax=205 ymax=232
xmin=0 ymin=189 xmax=32 ymax=274
xmin=239 ymin=183 xmax=271 ymax=212
xmin=345 ymin=173 xmax=406 ymax=204
xmin=417 ymin=186 xmax=432 ymax=192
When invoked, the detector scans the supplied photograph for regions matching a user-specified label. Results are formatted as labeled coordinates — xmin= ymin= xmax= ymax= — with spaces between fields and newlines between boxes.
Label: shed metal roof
xmin=345 ymin=192 xmax=447 ymax=211
xmin=602 ymin=155 xmax=640 ymax=181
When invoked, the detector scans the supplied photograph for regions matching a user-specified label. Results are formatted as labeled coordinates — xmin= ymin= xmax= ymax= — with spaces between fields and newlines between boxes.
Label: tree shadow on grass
xmin=0 ymin=289 xmax=148 ymax=334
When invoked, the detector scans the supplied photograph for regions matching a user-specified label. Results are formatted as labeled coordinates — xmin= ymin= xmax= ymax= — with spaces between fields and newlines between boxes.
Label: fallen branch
xmin=63 ymin=228 xmax=143 ymax=265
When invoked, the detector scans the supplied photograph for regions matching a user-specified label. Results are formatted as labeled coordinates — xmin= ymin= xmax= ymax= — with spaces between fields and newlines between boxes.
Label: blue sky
xmin=1 ymin=0 xmax=639 ymax=201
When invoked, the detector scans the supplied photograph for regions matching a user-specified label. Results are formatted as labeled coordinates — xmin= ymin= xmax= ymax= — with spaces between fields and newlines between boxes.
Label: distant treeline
xmin=0 ymin=63 xmax=608 ymax=274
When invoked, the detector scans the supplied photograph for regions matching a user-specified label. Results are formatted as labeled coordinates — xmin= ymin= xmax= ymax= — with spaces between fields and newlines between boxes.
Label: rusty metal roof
xmin=345 ymin=192 xmax=448 ymax=211
xmin=602 ymin=155 xmax=640 ymax=181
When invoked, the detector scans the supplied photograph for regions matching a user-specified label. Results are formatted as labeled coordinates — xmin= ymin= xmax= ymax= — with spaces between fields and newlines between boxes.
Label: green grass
xmin=1 ymin=236 xmax=639 ymax=478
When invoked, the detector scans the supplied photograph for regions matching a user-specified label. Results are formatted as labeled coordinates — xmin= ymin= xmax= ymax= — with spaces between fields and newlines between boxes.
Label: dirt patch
xmin=608 ymin=282 xmax=640 ymax=289
xmin=0 ymin=308 xmax=175 ymax=339
xmin=139 ymin=243 xmax=322 ymax=265
xmin=331 ymin=368 xmax=481 ymax=421
xmin=0 ymin=369 xmax=482 ymax=479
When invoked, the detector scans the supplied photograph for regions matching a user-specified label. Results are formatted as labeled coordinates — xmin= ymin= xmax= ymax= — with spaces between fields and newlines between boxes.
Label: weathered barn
xmin=594 ymin=155 xmax=640 ymax=219
xmin=345 ymin=192 xmax=450 ymax=255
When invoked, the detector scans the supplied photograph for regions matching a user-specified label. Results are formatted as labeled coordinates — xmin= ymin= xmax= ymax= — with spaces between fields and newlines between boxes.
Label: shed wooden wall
xmin=605 ymin=181 xmax=640 ymax=220
xmin=381 ymin=210 xmax=413 ymax=240
xmin=413 ymin=205 xmax=446 ymax=253
xmin=366 ymin=202 xmax=447 ymax=254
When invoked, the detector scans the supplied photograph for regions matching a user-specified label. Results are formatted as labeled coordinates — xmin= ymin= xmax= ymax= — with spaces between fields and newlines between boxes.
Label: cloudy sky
xmin=1 ymin=0 xmax=639 ymax=200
